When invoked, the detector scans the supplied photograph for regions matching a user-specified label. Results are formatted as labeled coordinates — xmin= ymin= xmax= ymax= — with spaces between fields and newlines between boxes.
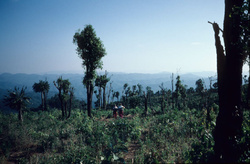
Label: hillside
xmin=0 ymin=72 xmax=216 ymax=110
xmin=0 ymin=72 xmax=249 ymax=163
xmin=0 ymin=71 xmax=216 ymax=93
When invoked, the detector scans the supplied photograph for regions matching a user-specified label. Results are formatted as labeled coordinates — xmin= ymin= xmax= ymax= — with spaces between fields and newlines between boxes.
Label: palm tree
xmin=123 ymin=83 xmax=129 ymax=106
xmin=100 ymin=71 xmax=110 ymax=110
xmin=33 ymin=80 xmax=50 ymax=111
xmin=95 ymin=75 xmax=102 ymax=109
xmin=54 ymin=77 xmax=64 ymax=117
xmin=54 ymin=76 xmax=73 ymax=118
xmin=3 ymin=86 xmax=31 ymax=122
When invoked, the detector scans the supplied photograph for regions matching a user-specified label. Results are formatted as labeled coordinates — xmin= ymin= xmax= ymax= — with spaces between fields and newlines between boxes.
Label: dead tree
xmin=209 ymin=0 xmax=245 ymax=161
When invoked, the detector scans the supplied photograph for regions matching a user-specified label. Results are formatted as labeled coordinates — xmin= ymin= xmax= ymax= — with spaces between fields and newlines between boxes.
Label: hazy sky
xmin=0 ymin=0 xmax=226 ymax=74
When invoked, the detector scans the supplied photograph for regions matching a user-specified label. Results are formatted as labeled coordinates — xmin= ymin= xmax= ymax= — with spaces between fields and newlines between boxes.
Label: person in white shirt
xmin=118 ymin=103 xmax=125 ymax=118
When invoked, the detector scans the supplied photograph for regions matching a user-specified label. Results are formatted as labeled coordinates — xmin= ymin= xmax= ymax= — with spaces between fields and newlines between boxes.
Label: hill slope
xmin=0 ymin=72 xmax=216 ymax=110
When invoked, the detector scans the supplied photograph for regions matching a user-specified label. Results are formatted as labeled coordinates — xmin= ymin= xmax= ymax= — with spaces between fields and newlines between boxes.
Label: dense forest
xmin=1 ymin=0 xmax=250 ymax=163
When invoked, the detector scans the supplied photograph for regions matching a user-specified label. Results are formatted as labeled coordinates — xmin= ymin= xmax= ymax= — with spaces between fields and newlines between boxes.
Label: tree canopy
xmin=73 ymin=24 xmax=106 ymax=117
xmin=3 ymin=86 xmax=30 ymax=122
xmin=32 ymin=80 xmax=50 ymax=111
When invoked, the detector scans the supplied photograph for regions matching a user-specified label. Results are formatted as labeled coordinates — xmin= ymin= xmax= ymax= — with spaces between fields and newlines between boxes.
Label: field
xmin=1 ymin=104 xmax=249 ymax=164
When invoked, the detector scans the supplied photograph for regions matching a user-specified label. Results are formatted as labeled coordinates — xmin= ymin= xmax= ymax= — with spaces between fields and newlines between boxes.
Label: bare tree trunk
xmin=68 ymin=93 xmax=73 ymax=119
xmin=103 ymin=87 xmax=106 ymax=110
xmin=98 ymin=87 xmax=102 ymax=109
xmin=87 ymin=82 xmax=91 ymax=117
xmin=171 ymin=73 xmax=174 ymax=108
xmin=64 ymin=101 xmax=67 ymax=118
xmin=59 ymin=91 xmax=64 ymax=117
xmin=107 ymin=82 xmax=112 ymax=105
xmin=161 ymin=93 xmax=165 ymax=114
xmin=247 ymin=2 xmax=250 ymax=110
xmin=18 ymin=105 xmax=23 ymax=122
xmin=248 ymin=56 xmax=250 ymax=109
xmin=44 ymin=92 xmax=47 ymax=111
xmin=41 ymin=92 xmax=44 ymax=111
xmin=211 ymin=0 xmax=244 ymax=162
xmin=86 ymin=81 xmax=93 ymax=118
xmin=144 ymin=91 xmax=148 ymax=115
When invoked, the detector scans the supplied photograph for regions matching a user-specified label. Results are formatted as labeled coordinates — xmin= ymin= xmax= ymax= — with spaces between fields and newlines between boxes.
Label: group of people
xmin=113 ymin=103 xmax=125 ymax=119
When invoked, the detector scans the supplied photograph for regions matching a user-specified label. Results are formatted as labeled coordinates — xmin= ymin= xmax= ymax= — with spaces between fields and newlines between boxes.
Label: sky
xmin=0 ymin=0 xmax=229 ymax=74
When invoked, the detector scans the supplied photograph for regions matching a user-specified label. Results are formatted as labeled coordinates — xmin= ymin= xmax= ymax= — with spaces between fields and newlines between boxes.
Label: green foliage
xmin=128 ymin=96 xmax=141 ymax=109
xmin=0 ymin=96 xmax=249 ymax=163
xmin=195 ymin=79 xmax=204 ymax=94
xmin=33 ymin=80 xmax=50 ymax=111
xmin=3 ymin=87 xmax=30 ymax=111
xmin=238 ymin=110 xmax=250 ymax=163
xmin=174 ymin=75 xmax=187 ymax=108
xmin=53 ymin=77 xmax=74 ymax=118
xmin=3 ymin=86 xmax=30 ymax=121
xmin=73 ymin=25 xmax=106 ymax=77
xmin=96 ymin=71 xmax=111 ymax=110
xmin=73 ymin=24 xmax=106 ymax=117
xmin=33 ymin=80 xmax=50 ymax=93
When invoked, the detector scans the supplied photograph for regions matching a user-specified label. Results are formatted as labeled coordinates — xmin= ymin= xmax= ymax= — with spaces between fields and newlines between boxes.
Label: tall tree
xmin=171 ymin=73 xmax=174 ymax=108
xmin=54 ymin=77 xmax=64 ymax=117
xmin=195 ymin=79 xmax=204 ymax=95
xmin=137 ymin=83 xmax=143 ymax=96
xmin=132 ymin=85 xmax=137 ymax=96
xmin=54 ymin=77 xmax=73 ymax=118
xmin=107 ymin=81 xmax=113 ymax=104
xmin=195 ymin=79 xmax=205 ymax=109
xmin=123 ymin=83 xmax=129 ymax=95
xmin=32 ymin=80 xmax=50 ymax=111
xmin=174 ymin=75 xmax=182 ymax=109
xmin=122 ymin=83 xmax=129 ymax=106
xmin=3 ymin=86 xmax=30 ymax=122
xmin=73 ymin=25 xmax=106 ymax=117
xmin=242 ymin=0 xmax=250 ymax=108
xmin=61 ymin=79 xmax=71 ymax=118
xmin=210 ymin=0 xmax=249 ymax=162
xmin=95 ymin=75 xmax=102 ymax=109
xmin=114 ymin=91 xmax=120 ymax=102
xmin=100 ymin=71 xmax=110 ymax=110
xmin=146 ymin=86 xmax=153 ymax=111
xmin=174 ymin=75 xmax=186 ymax=109
xmin=68 ymin=87 xmax=74 ymax=119
xmin=143 ymin=90 xmax=149 ymax=116
xmin=159 ymin=83 xmax=166 ymax=113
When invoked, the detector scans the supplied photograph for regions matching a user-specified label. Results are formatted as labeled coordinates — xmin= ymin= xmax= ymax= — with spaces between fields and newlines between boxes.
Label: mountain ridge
xmin=0 ymin=71 xmax=217 ymax=97
xmin=0 ymin=72 xmax=218 ymax=111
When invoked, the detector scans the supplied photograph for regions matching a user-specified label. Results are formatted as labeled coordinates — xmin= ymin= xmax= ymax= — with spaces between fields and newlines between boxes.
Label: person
xmin=118 ymin=103 xmax=125 ymax=118
xmin=113 ymin=104 xmax=118 ymax=119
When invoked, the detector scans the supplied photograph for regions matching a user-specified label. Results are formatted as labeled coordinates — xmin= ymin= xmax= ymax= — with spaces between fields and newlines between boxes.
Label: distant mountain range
xmin=2 ymin=71 xmax=250 ymax=113
xmin=0 ymin=71 xmax=219 ymax=112
xmin=0 ymin=71 xmax=217 ymax=100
